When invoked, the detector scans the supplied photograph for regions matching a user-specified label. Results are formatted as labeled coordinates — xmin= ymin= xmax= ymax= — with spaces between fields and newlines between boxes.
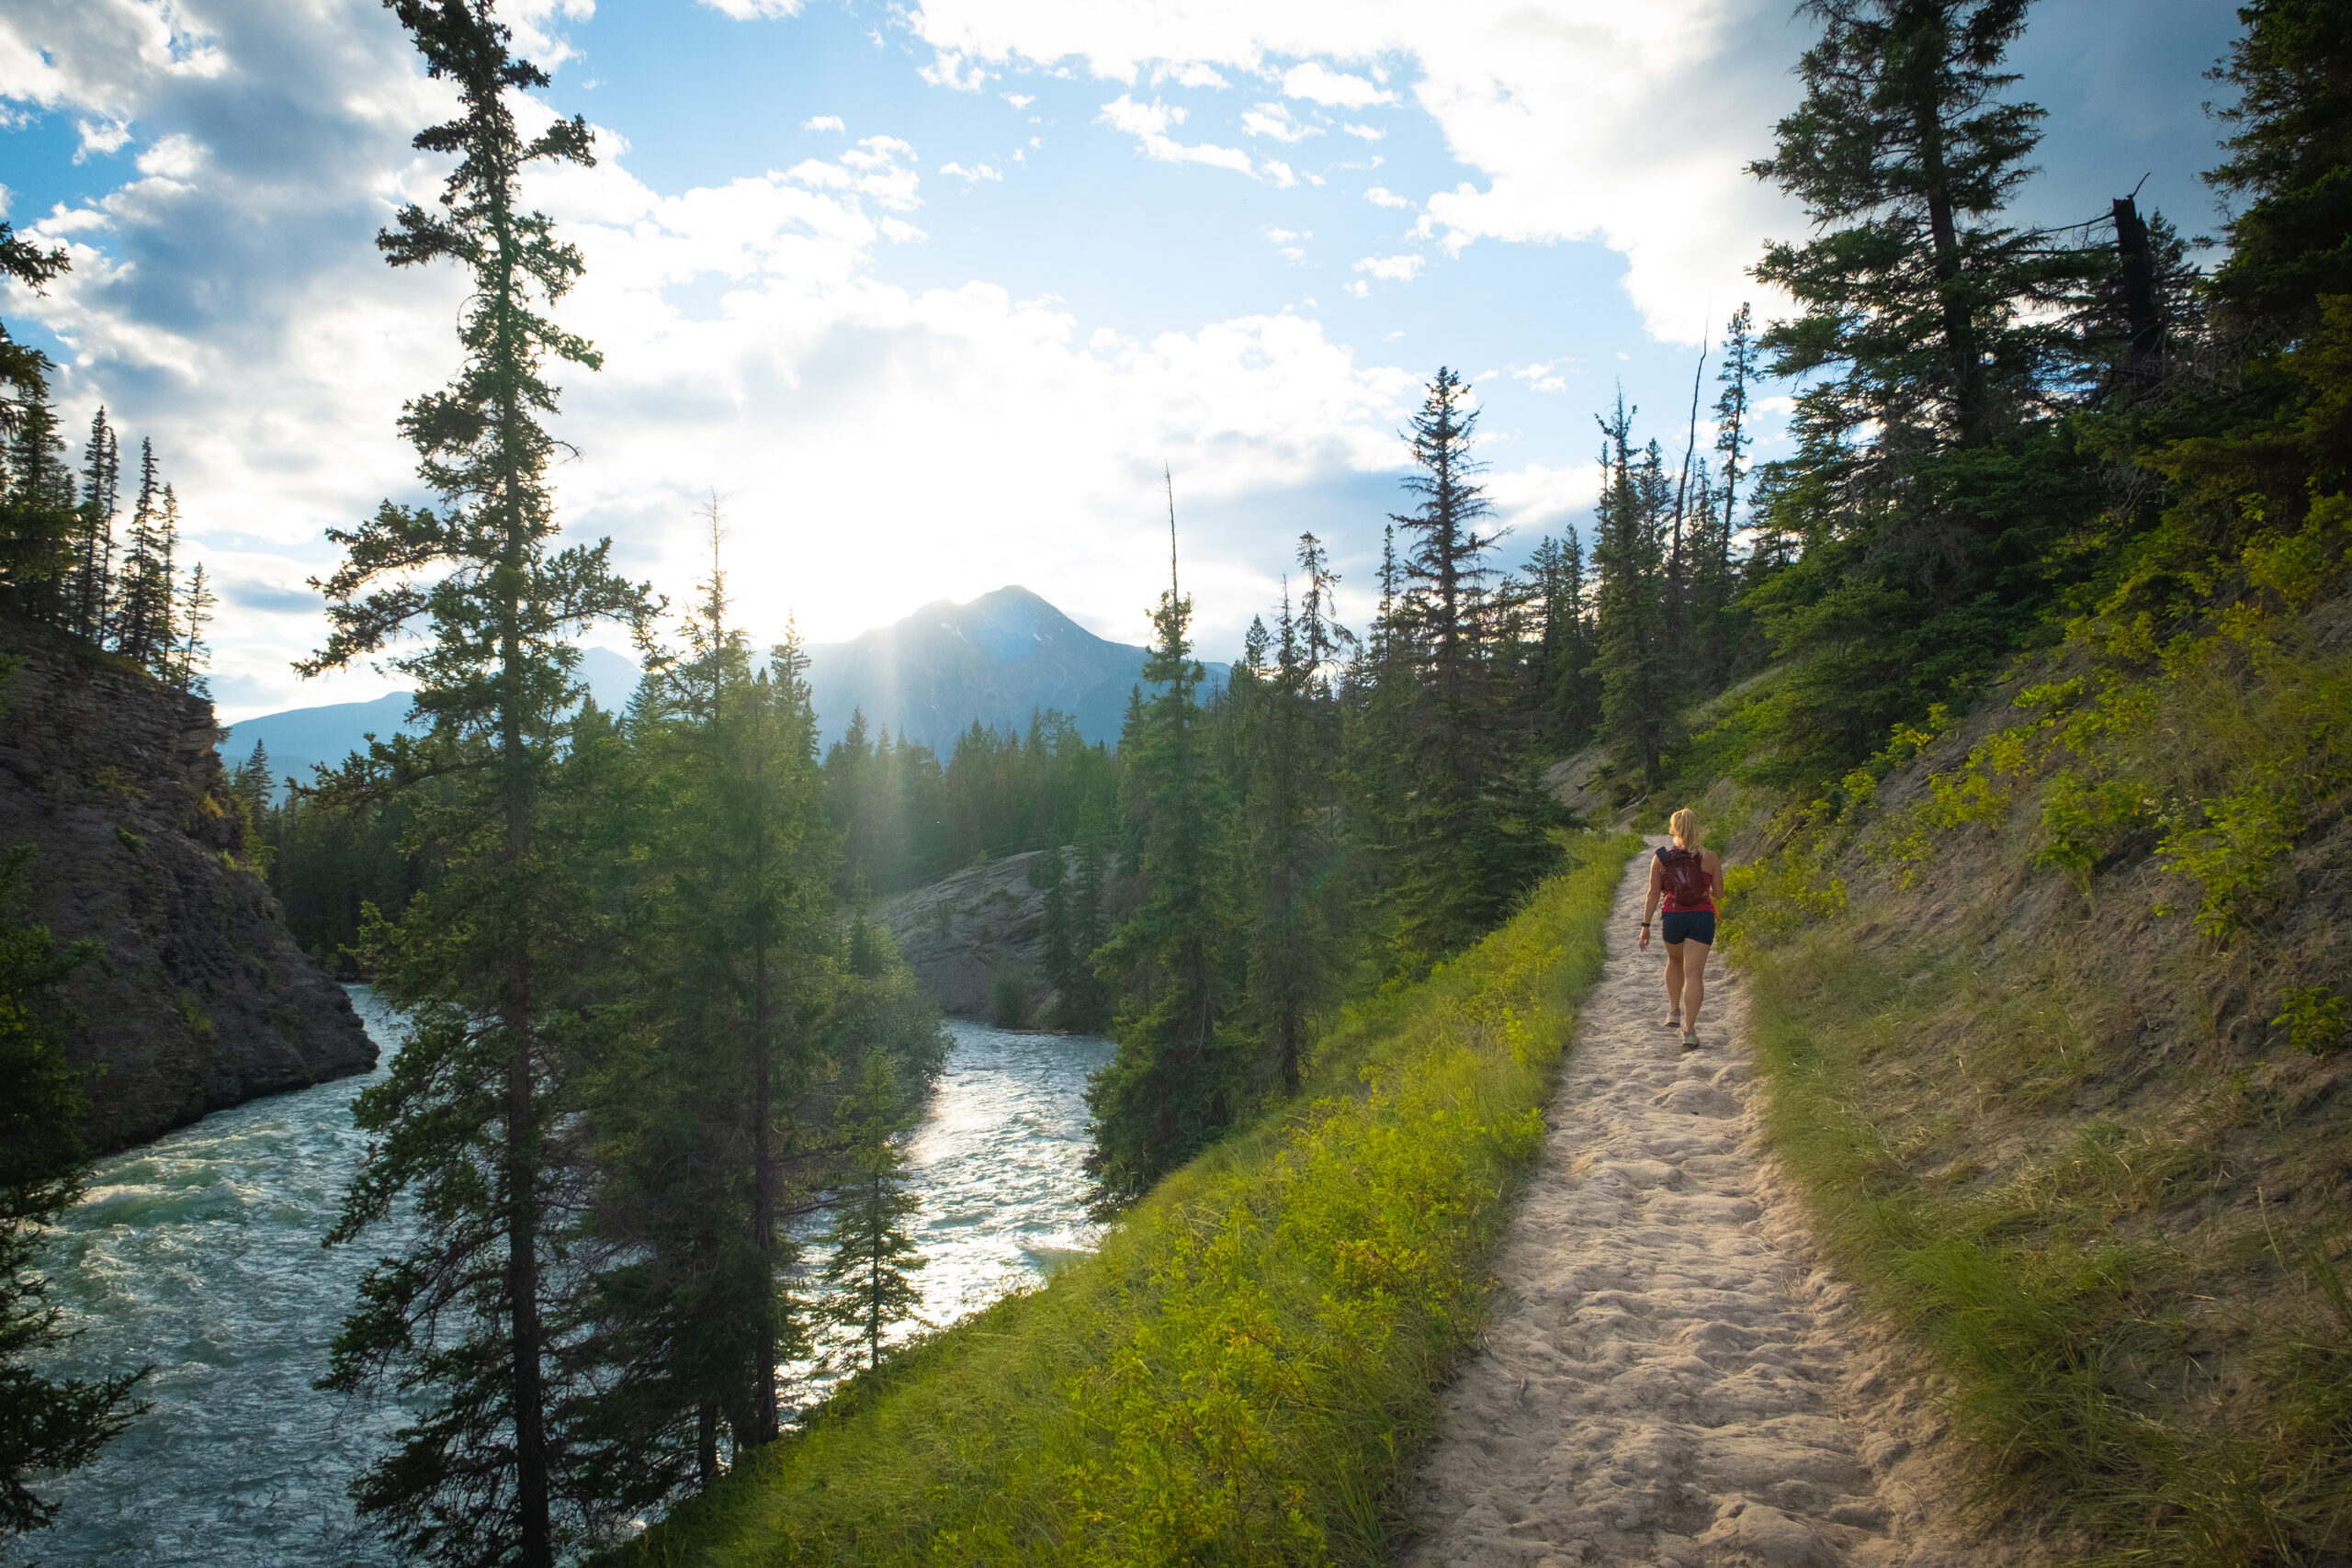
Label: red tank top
xmin=1657 ymin=846 xmax=1714 ymax=912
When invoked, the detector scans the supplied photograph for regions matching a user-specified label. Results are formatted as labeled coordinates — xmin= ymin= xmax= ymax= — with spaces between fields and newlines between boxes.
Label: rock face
xmin=874 ymin=851 xmax=1055 ymax=1019
xmin=0 ymin=619 xmax=377 ymax=1153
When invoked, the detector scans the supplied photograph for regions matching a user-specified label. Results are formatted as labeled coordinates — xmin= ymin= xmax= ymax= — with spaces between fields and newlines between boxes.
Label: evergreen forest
xmin=2 ymin=0 xmax=2347 ymax=1563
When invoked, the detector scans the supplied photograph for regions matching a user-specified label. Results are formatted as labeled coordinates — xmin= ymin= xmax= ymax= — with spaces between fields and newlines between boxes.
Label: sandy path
xmin=1404 ymin=844 xmax=2011 ymax=1568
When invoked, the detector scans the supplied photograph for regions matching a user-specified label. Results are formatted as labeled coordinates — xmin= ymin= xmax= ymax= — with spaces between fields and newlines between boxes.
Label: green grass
xmin=1736 ymin=886 xmax=2352 ymax=1566
xmin=623 ymin=832 xmax=1641 ymax=1568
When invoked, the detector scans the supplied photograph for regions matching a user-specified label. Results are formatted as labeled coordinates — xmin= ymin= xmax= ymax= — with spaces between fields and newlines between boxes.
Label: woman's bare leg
xmin=1663 ymin=943 xmax=1685 ymax=1022
xmin=1679 ymin=941 xmax=1711 ymax=1032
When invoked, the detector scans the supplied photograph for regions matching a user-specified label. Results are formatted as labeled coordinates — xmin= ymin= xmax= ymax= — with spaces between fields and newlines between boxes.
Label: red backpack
xmin=1657 ymin=845 xmax=1710 ymax=905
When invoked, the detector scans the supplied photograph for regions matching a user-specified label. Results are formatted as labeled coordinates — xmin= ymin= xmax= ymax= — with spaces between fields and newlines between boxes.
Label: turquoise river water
xmin=28 ymin=993 xmax=1113 ymax=1565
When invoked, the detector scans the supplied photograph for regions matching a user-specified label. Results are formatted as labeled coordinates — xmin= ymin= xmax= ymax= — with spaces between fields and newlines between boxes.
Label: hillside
xmin=0 ymin=618 xmax=377 ymax=1152
xmin=1699 ymin=589 xmax=2352 ymax=1562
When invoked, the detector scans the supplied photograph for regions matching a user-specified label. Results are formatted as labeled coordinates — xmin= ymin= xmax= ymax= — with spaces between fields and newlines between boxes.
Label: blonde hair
xmin=1669 ymin=807 xmax=1700 ymax=849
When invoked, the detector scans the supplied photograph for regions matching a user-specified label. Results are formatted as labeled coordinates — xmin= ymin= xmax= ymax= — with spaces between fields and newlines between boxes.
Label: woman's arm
xmin=1639 ymin=853 xmax=1662 ymax=949
xmin=1706 ymin=850 xmax=1725 ymax=905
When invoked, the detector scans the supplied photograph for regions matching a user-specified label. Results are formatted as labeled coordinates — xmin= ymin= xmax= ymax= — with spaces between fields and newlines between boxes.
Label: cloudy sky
xmin=3 ymin=0 xmax=2240 ymax=720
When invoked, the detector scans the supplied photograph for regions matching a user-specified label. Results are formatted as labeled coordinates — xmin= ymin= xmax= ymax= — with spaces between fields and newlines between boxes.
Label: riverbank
xmin=28 ymin=1006 xmax=1111 ymax=1566
xmin=622 ymin=830 xmax=1639 ymax=1566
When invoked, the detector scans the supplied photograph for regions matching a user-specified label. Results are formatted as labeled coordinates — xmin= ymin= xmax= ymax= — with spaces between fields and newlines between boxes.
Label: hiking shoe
xmin=1680 ymin=1028 xmax=1701 ymax=1050
xmin=1662 ymin=1012 xmax=1682 ymax=1030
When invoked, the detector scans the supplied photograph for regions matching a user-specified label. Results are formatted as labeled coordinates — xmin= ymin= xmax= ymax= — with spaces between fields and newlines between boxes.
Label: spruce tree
xmin=1381 ymin=368 xmax=1555 ymax=957
xmin=639 ymin=541 xmax=831 ymax=1454
xmin=0 ymin=395 xmax=77 ymax=621
xmin=171 ymin=559 xmax=213 ymax=694
xmin=307 ymin=5 xmax=650 ymax=1562
xmin=111 ymin=443 xmax=168 ymax=667
xmin=73 ymin=410 xmax=119 ymax=644
xmin=1742 ymin=0 xmax=2112 ymax=777
xmin=818 ymin=1052 xmax=925 ymax=1373
xmin=1232 ymin=587 xmax=1335 ymax=1097
xmin=1532 ymin=530 xmax=1600 ymax=749
xmin=0 ymin=227 xmax=66 ymax=446
xmin=0 ymin=845 xmax=142 ymax=1540
xmin=1590 ymin=396 xmax=1673 ymax=790
xmin=1085 ymin=483 xmax=1238 ymax=1204
xmin=1057 ymin=798 xmax=1118 ymax=1032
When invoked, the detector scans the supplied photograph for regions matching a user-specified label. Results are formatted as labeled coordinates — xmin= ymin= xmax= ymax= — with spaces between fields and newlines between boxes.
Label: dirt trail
xmin=1405 ymin=844 xmax=2022 ymax=1568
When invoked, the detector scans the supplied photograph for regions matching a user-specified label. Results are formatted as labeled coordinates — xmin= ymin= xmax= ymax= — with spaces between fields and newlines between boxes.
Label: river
xmin=28 ymin=994 xmax=1113 ymax=1566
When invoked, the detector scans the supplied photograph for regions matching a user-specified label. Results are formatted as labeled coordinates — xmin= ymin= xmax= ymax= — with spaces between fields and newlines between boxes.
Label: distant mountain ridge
xmin=802 ymin=584 xmax=1227 ymax=750
xmin=226 ymin=587 xmax=1219 ymax=784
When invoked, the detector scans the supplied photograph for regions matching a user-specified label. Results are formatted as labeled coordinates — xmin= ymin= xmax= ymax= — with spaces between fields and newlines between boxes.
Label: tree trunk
xmin=747 ymin=946 xmax=780 ymax=1448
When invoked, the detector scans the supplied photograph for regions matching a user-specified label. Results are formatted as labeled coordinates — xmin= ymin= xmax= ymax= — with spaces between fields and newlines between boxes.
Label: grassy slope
xmin=1707 ymin=595 xmax=2352 ymax=1564
xmin=626 ymin=831 xmax=1641 ymax=1568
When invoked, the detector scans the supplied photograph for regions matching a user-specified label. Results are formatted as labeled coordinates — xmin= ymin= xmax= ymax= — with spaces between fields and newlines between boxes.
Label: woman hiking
xmin=1639 ymin=807 xmax=1721 ymax=1050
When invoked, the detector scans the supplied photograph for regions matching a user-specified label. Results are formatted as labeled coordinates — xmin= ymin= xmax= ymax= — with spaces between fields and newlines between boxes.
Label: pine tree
xmin=818 ymin=1053 xmax=925 ymax=1373
xmin=1231 ymin=585 xmax=1334 ymax=1097
xmin=111 ymin=442 xmax=168 ymax=667
xmin=73 ymin=410 xmax=119 ymax=644
xmin=0 ymin=394 xmax=77 ymax=620
xmin=1085 ymin=478 xmax=1238 ymax=1204
xmin=308 ymin=5 xmax=651 ymax=1562
xmin=0 ymin=223 xmax=67 ymax=451
xmin=1385 ymin=367 xmax=1521 ymax=959
xmin=1058 ymin=798 xmax=1118 ymax=1032
xmin=1532 ymin=530 xmax=1600 ymax=749
xmin=1741 ymin=0 xmax=2113 ymax=778
xmin=0 ymin=845 xmax=142 ymax=1539
xmin=643 ymin=532 xmax=831 ymax=1454
xmin=1590 ymin=396 xmax=1673 ymax=790
xmin=171 ymin=560 xmax=213 ymax=694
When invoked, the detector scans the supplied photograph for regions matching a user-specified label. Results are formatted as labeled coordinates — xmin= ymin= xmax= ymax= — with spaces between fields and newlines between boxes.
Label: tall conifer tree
xmin=1086 ymin=476 xmax=1237 ymax=1204
xmin=1591 ymin=397 xmax=1673 ymax=788
xmin=308 ymin=5 xmax=650 ymax=1562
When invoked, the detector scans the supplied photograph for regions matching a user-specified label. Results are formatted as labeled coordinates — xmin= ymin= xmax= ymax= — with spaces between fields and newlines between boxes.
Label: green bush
xmin=989 ymin=966 xmax=1033 ymax=1030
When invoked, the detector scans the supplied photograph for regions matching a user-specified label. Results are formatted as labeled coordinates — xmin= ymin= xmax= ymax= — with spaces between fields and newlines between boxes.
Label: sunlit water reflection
xmin=30 ymin=1001 xmax=1111 ymax=1565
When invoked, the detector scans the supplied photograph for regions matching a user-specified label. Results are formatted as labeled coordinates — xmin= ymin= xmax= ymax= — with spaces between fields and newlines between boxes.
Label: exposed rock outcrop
xmin=874 ymin=851 xmax=1054 ymax=1019
xmin=1 ymin=618 xmax=376 ymax=1153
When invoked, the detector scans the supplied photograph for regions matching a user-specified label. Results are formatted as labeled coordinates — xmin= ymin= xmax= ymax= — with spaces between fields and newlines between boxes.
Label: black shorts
xmin=1661 ymin=910 xmax=1716 ymax=946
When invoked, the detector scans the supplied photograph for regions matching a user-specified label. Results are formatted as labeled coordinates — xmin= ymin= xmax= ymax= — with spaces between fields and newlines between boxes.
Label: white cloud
xmin=1341 ymin=122 xmax=1385 ymax=141
xmin=1352 ymin=253 xmax=1425 ymax=282
xmin=1364 ymin=185 xmax=1411 ymax=209
xmin=74 ymin=116 xmax=133 ymax=161
xmin=1001 ymin=92 xmax=1035 ymax=108
xmin=1347 ymin=279 xmax=1371 ymax=299
xmin=1280 ymin=62 xmax=1395 ymax=108
xmin=1261 ymin=158 xmax=1295 ymax=187
xmin=1095 ymin=94 xmax=1253 ymax=176
xmin=1262 ymin=226 xmax=1305 ymax=244
xmin=1485 ymin=458 xmax=1605 ymax=534
xmin=697 ymin=0 xmax=806 ymax=17
xmin=898 ymin=1 xmax=1808 ymax=340
xmin=1511 ymin=359 xmax=1573 ymax=393
xmin=940 ymin=160 xmax=1003 ymax=182
xmin=802 ymin=114 xmax=845 ymax=132
xmin=1 ymin=0 xmax=1442 ymax=719
xmin=1239 ymin=102 xmax=1318 ymax=142
xmin=919 ymin=50 xmax=991 ymax=90
xmin=1159 ymin=61 xmax=1231 ymax=89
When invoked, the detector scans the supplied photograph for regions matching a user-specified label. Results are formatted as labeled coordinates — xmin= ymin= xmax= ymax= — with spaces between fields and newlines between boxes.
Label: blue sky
xmin=2 ymin=0 xmax=2243 ymax=718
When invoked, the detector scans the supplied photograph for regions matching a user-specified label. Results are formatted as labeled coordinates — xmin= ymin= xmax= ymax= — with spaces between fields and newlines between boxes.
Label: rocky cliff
xmin=874 ymin=851 xmax=1055 ymax=1019
xmin=0 ymin=618 xmax=376 ymax=1152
